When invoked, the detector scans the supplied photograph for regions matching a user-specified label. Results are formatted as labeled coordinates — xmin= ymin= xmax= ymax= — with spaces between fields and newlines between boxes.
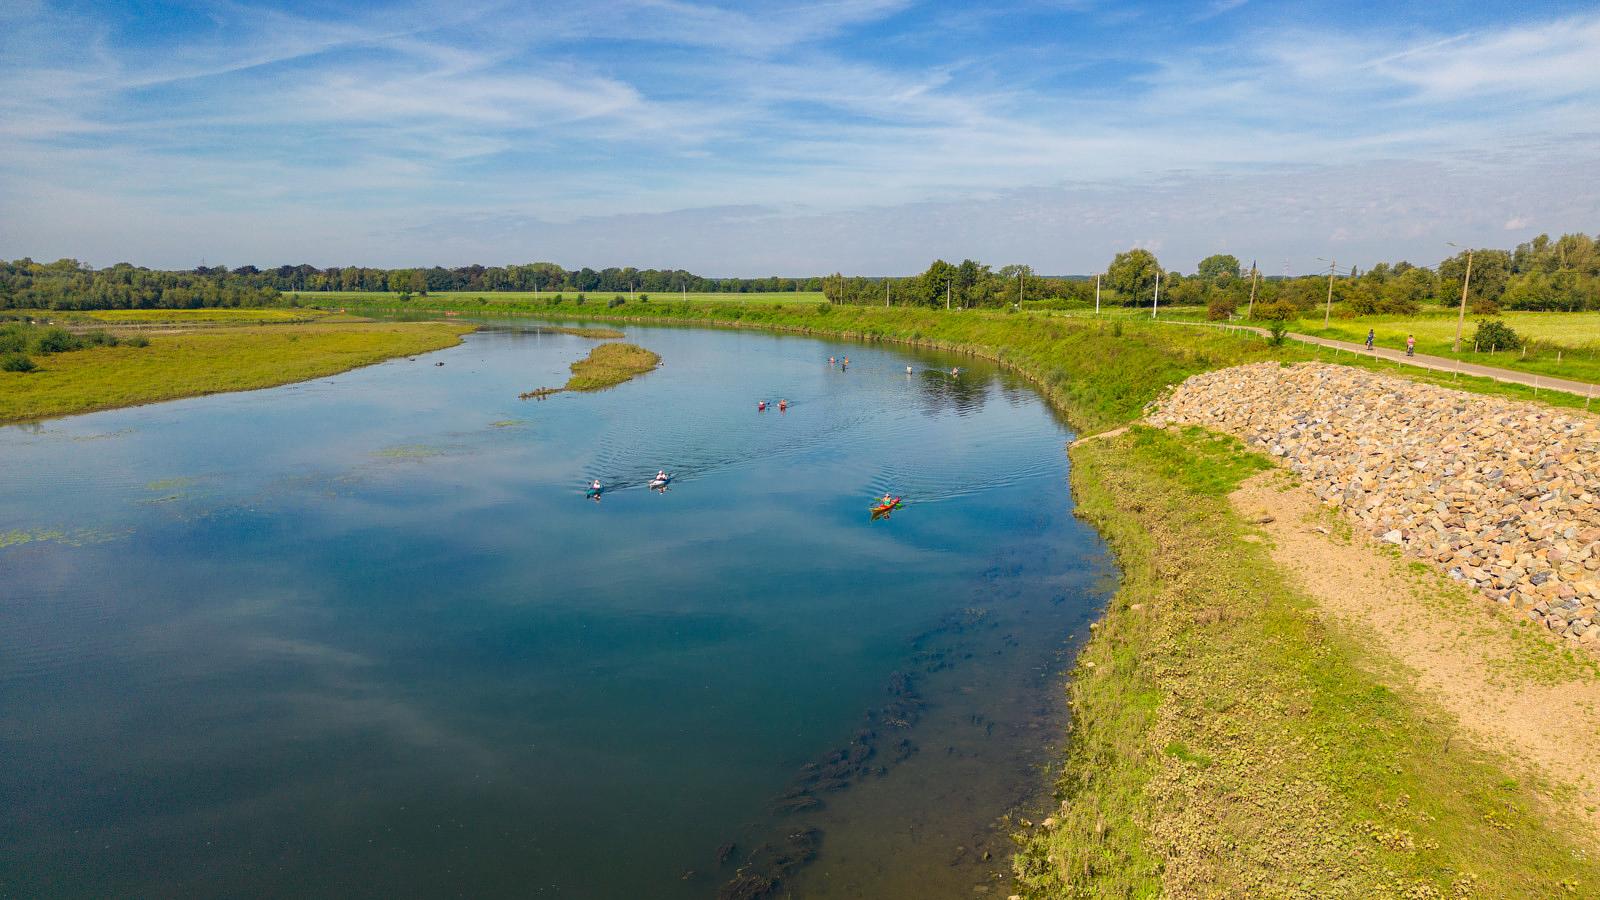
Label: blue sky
xmin=2 ymin=0 xmax=1597 ymax=274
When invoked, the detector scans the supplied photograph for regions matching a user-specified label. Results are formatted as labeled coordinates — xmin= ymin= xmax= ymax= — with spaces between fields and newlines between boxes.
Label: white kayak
xmin=649 ymin=474 xmax=672 ymax=488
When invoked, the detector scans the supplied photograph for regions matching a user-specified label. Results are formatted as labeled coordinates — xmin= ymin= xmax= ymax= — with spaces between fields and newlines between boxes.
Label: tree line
xmin=0 ymin=259 xmax=823 ymax=311
xmin=823 ymin=231 xmax=1600 ymax=317
xmin=6 ymin=230 xmax=1597 ymax=313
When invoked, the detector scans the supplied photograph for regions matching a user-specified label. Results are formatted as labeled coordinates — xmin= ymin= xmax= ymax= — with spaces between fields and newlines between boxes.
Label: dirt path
xmin=1232 ymin=470 xmax=1600 ymax=842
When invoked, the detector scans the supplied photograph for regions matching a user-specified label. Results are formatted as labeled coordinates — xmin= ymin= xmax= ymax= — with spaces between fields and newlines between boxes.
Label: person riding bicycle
xmin=1365 ymin=329 xmax=1375 ymax=351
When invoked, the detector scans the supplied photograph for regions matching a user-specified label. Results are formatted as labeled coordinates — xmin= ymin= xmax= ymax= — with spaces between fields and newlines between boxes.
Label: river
xmin=0 ymin=323 xmax=1111 ymax=898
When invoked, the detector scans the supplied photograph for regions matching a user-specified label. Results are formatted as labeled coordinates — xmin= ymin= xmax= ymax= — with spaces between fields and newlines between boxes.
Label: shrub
xmin=1256 ymin=299 xmax=1298 ymax=322
xmin=608 ymin=297 xmax=625 ymax=308
xmin=34 ymin=327 xmax=76 ymax=354
xmin=1472 ymin=318 xmax=1522 ymax=351
xmin=125 ymin=335 xmax=149 ymax=347
xmin=0 ymin=326 xmax=26 ymax=353
xmin=1268 ymin=319 xmax=1288 ymax=346
xmin=2 ymin=352 xmax=36 ymax=372
xmin=638 ymin=294 xmax=650 ymax=303
xmin=575 ymin=294 xmax=587 ymax=306
xmin=1206 ymin=297 xmax=1236 ymax=321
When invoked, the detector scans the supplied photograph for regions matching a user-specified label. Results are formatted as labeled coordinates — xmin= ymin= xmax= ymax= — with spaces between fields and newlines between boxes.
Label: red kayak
xmin=870 ymin=497 xmax=903 ymax=516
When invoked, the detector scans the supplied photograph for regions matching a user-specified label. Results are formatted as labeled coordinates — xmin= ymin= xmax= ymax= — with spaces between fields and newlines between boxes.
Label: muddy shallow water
xmin=0 ymin=323 xmax=1111 ymax=898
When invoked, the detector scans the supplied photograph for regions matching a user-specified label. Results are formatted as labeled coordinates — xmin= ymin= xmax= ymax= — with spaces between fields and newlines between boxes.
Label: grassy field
xmin=1042 ymin=302 xmax=1600 ymax=384
xmin=1292 ymin=310 xmax=1600 ymax=383
xmin=0 ymin=321 xmax=470 ymax=423
xmin=291 ymin=290 xmax=826 ymax=306
xmin=66 ymin=308 xmax=333 ymax=324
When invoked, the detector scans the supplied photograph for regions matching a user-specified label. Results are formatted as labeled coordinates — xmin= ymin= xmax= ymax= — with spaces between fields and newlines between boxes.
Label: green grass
xmin=563 ymin=341 xmax=660 ymax=391
xmin=0 ymin=321 xmax=471 ymax=423
xmin=292 ymin=290 xmax=826 ymax=306
xmin=1289 ymin=310 xmax=1600 ymax=384
xmin=68 ymin=308 xmax=331 ymax=324
xmin=1011 ymin=426 xmax=1600 ymax=897
xmin=518 ymin=341 xmax=662 ymax=398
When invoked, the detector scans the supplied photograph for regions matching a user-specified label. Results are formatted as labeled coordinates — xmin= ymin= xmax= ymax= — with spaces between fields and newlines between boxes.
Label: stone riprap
xmin=1147 ymin=362 xmax=1600 ymax=646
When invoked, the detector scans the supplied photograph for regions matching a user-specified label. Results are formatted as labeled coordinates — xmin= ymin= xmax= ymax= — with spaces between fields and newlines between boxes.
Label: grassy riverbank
xmin=1015 ymin=427 xmax=1600 ymax=896
xmin=0 ymin=321 xmax=471 ymax=424
xmin=351 ymin=299 xmax=1600 ymax=893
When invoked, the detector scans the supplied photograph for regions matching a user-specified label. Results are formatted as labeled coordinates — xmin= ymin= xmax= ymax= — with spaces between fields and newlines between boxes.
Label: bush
xmin=575 ymin=294 xmax=587 ymax=306
xmin=607 ymin=297 xmax=625 ymax=308
xmin=2 ymin=352 xmax=36 ymax=372
xmin=638 ymin=294 xmax=649 ymax=303
xmin=1256 ymin=299 xmax=1298 ymax=322
xmin=34 ymin=328 xmax=76 ymax=354
xmin=1471 ymin=318 xmax=1522 ymax=351
xmin=1206 ymin=297 xmax=1236 ymax=321
xmin=125 ymin=335 xmax=149 ymax=347
xmin=1268 ymin=319 xmax=1288 ymax=346
xmin=0 ymin=326 xmax=25 ymax=353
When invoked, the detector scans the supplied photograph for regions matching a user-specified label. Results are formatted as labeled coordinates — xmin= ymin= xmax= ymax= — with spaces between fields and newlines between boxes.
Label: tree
xmin=1105 ymin=249 xmax=1160 ymax=304
xmin=918 ymin=259 xmax=959 ymax=307
xmin=1196 ymin=254 xmax=1240 ymax=281
xmin=1439 ymin=249 xmax=1509 ymax=306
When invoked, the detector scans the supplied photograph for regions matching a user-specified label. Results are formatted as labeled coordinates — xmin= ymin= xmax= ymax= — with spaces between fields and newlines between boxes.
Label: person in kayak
xmin=655 ymin=470 xmax=667 ymax=483
xmin=880 ymin=493 xmax=894 ymax=507
xmin=591 ymin=479 xmax=602 ymax=492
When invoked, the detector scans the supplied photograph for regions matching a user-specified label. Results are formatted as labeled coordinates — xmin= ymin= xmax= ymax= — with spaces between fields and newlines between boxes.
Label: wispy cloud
xmin=1 ymin=0 xmax=1597 ymax=273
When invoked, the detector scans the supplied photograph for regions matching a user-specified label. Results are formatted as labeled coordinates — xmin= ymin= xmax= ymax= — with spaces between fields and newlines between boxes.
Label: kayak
xmin=585 ymin=486 xmax=603 ymax=498
xmin=650 ymin=474 xmax=671 ymax=489
xmin=870 ymin=497 xmax=903 ymax=515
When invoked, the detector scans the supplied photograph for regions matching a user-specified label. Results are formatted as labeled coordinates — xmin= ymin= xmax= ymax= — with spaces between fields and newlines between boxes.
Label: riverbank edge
xmin=356 ymin=302 xmax=1600 ymax=896
xmin=0 ymin=321 xmax=474 ymax=426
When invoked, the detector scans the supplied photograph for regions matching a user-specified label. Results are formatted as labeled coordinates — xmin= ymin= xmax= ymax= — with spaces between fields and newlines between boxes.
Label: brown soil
xmin=1232 ymin=470 xmax=1600 ymax=844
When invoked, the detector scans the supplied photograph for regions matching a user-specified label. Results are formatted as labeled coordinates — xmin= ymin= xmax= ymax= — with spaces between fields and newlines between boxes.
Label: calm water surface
xmin=0 ymin=324 xmax=1111 ymax=898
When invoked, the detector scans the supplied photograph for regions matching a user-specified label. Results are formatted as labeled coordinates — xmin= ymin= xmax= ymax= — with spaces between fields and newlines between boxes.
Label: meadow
xmin=21 ymin=308 xmax=336 ymax=325
xmin=0 ymin=321 xmax=469 ymax=423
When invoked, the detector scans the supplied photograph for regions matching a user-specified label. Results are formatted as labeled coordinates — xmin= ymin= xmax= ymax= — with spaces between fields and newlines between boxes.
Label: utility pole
xmin=1448 ymin=242 xmax=1473 ymax=352
xmin=1316 ymin=257 xmax=1336 ymax=326
xmin=885 ymin=279 xmax=890 ymax=308
xmin=1150 ymin=267 xmax=1162 ymax=319
xmin=1094 ymin=273 xmax=1101 ymax=316
xmin=946 ymin=279 xmax=951 ymax=311
xmin=1246 ymin=261 xmax=1258 ymax=318
xmin=1019 ymin=271 xmax=1024 ymax=306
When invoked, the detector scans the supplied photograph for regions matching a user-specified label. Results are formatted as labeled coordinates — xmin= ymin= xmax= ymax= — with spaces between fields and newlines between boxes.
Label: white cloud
xmin=2 ymin=1 xmax=1598 ymax=272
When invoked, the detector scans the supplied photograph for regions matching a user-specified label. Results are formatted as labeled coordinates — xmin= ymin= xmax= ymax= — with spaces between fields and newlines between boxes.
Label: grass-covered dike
xmin=340 ymin=298 xmax=1600 ymax=895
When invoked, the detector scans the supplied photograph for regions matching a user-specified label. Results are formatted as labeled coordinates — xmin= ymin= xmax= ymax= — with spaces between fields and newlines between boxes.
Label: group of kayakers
xmin=757 ymin=399 xmax=789 ymax=412
xmin=586 ymin=470 xmax=671 ymax=500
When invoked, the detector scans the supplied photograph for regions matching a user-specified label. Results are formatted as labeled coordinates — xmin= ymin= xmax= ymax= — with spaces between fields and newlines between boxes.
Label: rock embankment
xmin=1148 ymin=362 xmax=1600 ymax=645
